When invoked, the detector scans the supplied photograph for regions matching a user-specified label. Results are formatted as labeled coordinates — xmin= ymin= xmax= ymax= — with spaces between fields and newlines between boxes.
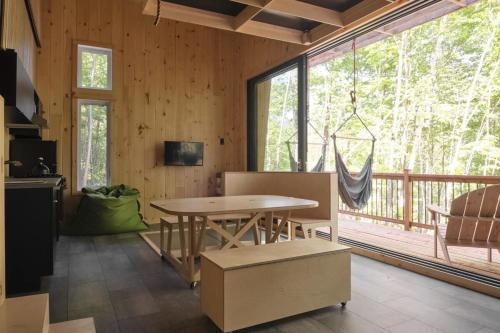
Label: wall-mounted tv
xmin=164 ymin=141 xmax=203 ymax=166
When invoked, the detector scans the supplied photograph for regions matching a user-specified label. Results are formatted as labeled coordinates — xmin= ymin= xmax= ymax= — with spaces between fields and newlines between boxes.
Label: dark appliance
xmin=9 ymin=139 xmax=57 ymax=177
xmin=0 ymin=49 xmax=46 ymax=127
xmin=5 ymin=177 xmax=64 ymax=295
xmin=164 ymin=141 xmax=204 ymax=166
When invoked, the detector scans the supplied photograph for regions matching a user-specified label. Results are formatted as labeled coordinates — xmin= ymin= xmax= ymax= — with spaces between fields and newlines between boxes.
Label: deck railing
xmin=339 ymin=170 xmax=500 ymax=230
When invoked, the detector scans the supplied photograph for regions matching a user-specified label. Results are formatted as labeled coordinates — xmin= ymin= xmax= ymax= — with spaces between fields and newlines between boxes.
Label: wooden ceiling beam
xmin=232 ymin=0 xmax=344 ymax=27
xmin=307 ymin=0 xmax=407 ymax=44
xmin=143 ymin=0 xmax=307 ymax=44
xmin=234 ymin=6 xmax=264 ymax=30
xmin=233 ymin=0 xmax=274 ymax=30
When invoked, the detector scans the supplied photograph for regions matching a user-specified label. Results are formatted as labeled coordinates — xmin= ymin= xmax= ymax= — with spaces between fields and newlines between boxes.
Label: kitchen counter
xmin=5 ymin=177 xmax=63 ymax=189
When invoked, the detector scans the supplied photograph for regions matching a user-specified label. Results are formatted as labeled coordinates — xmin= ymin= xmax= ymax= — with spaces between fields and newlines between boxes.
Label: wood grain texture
xmin=0 ymin=97 xmax=4 ymax=305
xmin=223 ymin=172 xmax=338 ymax=220
xmin=151 ymin=195 xmax=318 ymax=216
xmin=201 ymin=239 xmax=351 ymax=332
xmin=1 ymin=0 xmax=41 ymax=81
xmin=32 ymin=0 xmax=303 ymax=223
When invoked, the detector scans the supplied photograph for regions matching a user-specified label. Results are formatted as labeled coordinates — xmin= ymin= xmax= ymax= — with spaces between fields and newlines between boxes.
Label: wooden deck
xmin=337 ymin=215 xmax=500 ymax=280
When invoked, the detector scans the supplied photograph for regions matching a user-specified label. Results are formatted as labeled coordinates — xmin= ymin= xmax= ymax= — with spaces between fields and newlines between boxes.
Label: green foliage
xmin=80 ymin=51 xmax=110 ymax=89
xmin=263 ymin=69 xmax=299 ymax=171
xmin=78 ymin=103 xmax=109 ymax=189
xmin=264 ymin=0 xmax=499 ymax=175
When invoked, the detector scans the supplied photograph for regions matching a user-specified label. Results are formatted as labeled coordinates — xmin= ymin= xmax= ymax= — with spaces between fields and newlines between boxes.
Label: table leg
xmin=188 ymin=216 xmax=196 ymax=281
xmin=252 ymin=223 xmax=260 ymax=245
xmin=195 ymin=216 xmax=207 ymax=256
xmin=177 ymin=215 xmax=187 ymax=265
xmin=265 ymin=212 xmax=274 ymax=243
xmin=160 ymin=219 xmax=165 ymax=258
xmin=271 ymin=211 xmax=290 ymax=243
xmin=291 ymin=223 xmax=296 ymax=240
xmin=221 ymin=219 xmax=228 ymax=247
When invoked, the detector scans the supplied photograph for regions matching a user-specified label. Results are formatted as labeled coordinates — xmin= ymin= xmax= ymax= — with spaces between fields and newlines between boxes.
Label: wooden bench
xmin=223 ymin=172 xmax=338 ymax=242
xmin=200 ymin=239 xmax=350 ymax=333
xmin=427 ymin=184 xmax=500 ymax=263
xmin=288 ymin=217 xmax=337 ymax=242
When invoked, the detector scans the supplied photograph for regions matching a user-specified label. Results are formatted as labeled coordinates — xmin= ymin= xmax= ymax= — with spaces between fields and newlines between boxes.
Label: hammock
xmin=286 ymin=141 xmax=298 ymax=172
xmin=332 ymin=38 xmax=376 ymax=210
xmin=285 ymin=140 xmax=326 ymax=172
xmin=333 ymin=138 xmax=374 ymax=210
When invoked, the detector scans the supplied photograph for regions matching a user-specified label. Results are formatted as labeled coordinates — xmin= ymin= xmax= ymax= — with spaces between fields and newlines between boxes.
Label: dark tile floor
xmin=41 ymin=232 xmax=500 ymax=333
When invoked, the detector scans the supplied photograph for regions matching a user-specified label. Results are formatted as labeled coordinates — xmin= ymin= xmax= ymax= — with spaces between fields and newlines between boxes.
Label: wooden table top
xmin=150 ymin=195 xmax=318 ymax=216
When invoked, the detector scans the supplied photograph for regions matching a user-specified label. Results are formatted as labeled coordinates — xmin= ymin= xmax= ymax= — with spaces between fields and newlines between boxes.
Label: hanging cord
xmin=154 ymin=0 xmax=161 ymax=26
xmin=332 ymin=38 xmax=376 ymax=142
xmin=351 ymin=39 xmax=357 ymax=114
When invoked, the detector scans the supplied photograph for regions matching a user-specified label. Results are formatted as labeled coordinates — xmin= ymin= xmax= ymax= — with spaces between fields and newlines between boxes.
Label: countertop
xmin=5 ymin=177 xmax=63 ymax=189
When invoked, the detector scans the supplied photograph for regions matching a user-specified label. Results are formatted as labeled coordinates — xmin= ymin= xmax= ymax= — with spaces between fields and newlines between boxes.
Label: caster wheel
xmin=341 ymin=302 xmax=347 ymax=307
xmin=160 ymin=255 xmax=165 ymax=261
xmin=190 ymin=282 xmax=198 ymax=289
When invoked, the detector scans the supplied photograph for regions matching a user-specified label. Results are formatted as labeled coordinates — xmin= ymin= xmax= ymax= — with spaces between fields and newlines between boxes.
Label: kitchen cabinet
xmin=5 ymin=177 xmax=63 ymax=295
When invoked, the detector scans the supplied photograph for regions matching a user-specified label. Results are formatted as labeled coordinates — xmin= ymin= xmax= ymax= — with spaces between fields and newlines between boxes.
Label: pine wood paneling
xmin=34 ymin=0 xmax=301 ymax=223
xmin=2 ymin=0 xmax=41 ymax=81
xmin=0 ymin=96 xmax=4 ymax=305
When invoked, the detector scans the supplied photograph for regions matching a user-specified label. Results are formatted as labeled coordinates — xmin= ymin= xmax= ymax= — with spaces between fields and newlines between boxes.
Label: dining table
xmin=150 ymin=195 xmax=319 ymax=286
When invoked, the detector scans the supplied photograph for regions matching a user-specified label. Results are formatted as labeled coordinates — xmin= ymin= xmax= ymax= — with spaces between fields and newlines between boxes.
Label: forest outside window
xmin=77 ymin=44 xmax=112 ymax=90
xmin=248 ymin=0 xmax=499 ymax=176
xmin=76 ymin=99 xmax=110 ymax=191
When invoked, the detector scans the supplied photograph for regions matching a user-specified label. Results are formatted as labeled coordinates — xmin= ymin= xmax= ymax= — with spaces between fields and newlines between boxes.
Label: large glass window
xmin=77 ymin=99 xmax=110 ymax=190
xmin=77 ymin=44 xmax=112 ymax=90
xmin=248 ymin=57 xmax=306 ymax=172
xmin=257 ymin=68 xmax=299 ymax=172
xmin=307 ymin=0 xmax=499 ymax=176
xmin=248 ymin=0 xmax=499 ymax=176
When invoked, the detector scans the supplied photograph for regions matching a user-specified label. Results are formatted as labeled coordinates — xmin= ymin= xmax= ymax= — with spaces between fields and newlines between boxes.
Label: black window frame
xmin=247 ymin=55 xmax=308 ymax=172
xmin=247 ymin=0 xmax=452 ymax=173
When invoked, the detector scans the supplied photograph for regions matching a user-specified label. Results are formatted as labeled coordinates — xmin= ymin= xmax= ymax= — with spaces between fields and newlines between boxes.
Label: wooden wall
xmin=231 ymin=36 xmax=305 ymax=169
xmin=33 ymin=0 xmax=302 ymax=223
xmin=1 ymin=0 xmax=41 ymax=81
xmin=0 ymin=97 xmax=4 ymax=305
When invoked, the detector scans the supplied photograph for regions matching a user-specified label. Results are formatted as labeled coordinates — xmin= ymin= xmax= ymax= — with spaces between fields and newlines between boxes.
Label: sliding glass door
xmin=247 ymin=57 xmax=307 ymax=172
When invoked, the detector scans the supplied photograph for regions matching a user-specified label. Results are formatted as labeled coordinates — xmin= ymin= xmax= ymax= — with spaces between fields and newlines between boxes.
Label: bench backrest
xmin=446 ymin=184 xmax=500 ymax=243
xmin=223 ymin=172 xmax=338 ymax=220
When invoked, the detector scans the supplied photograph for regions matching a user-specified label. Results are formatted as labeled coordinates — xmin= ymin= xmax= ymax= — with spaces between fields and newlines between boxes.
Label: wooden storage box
xmin=200 ymin=239 xmax=351 ymax=332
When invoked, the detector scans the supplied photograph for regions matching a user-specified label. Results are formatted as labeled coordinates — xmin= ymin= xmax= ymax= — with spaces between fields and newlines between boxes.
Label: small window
xmin=77 ymin=99 xmax=110 ymax=190
xmin=77 ymin=44 xmax=112 ymax=90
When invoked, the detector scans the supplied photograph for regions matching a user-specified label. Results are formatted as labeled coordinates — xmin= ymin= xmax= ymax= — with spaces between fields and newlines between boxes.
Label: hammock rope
xmin=332 ymin=39 xmax=376 ymax=210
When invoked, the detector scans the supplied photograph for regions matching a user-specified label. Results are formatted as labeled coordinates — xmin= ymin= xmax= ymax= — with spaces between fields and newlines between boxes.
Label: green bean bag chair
xmin=62 ymin=185 xmax=148 ymax=235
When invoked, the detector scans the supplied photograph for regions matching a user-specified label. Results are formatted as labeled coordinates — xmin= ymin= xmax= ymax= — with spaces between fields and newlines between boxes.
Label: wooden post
xmin=403 ymin=169 xmax=412 ymax=231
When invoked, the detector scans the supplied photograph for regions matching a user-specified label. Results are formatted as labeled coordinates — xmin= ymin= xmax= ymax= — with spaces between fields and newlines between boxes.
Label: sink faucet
xmin=5 ymin=160 xmax=23 ymax=167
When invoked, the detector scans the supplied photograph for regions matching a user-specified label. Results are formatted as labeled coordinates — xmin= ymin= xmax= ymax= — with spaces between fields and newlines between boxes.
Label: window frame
xmin=72 ymin=40 xmax=114 ymax=195
xmin=73 ymin=98 xmax=112 ymax=193
xmin=246 ymin=0 xmax=467 ymax=173
xmin=247 ymin=55 xmax=308 ymax=172
xmin=77 ymin=44 xmax=113 ymax=91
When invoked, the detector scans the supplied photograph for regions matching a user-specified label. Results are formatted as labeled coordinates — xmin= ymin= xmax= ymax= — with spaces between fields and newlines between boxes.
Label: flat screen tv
xmin=164 ymin=141 xmax=203 ymax=166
